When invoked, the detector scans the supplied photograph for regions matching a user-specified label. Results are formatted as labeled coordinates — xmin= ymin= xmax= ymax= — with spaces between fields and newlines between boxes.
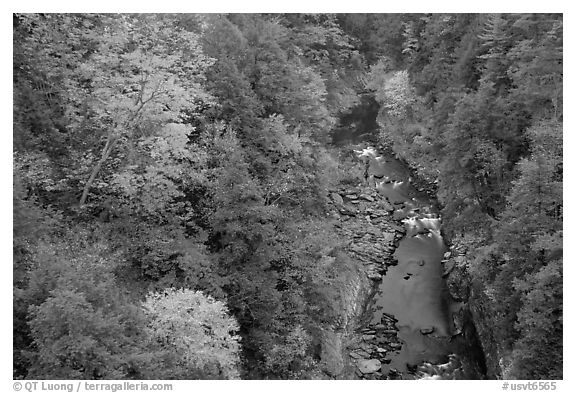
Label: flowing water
xmin=357 ymin=153 xmax=485 ymax=379
xmin=368 ymin=154 xmax=455 ymax=377
xmin=333 ymin=97 xmax=486 ymax=379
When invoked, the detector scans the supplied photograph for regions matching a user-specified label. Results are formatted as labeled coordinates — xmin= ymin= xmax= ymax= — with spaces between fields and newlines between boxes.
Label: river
xmin=369 ymin=151 xmax=459 ymax=378
xmin=332 ymin=96 xmax=486 ymax=379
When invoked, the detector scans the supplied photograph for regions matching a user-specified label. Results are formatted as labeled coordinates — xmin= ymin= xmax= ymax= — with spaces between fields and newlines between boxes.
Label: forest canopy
xmin=13 ymin=13 xmax=562 ymax=380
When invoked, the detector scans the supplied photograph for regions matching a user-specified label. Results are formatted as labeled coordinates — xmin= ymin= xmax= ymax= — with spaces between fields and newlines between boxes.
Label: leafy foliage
xmin=19 ymin=234 xmax=144 ymax=379
xmin=143 ymin=289 xmax=241 ymax=379
xmin=14 ymin=12 xmax=562 ymax=380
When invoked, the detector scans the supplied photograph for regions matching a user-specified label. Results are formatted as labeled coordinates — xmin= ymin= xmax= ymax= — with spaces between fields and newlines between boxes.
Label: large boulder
xmin=357 ymin=359 xmax=382 ymax=374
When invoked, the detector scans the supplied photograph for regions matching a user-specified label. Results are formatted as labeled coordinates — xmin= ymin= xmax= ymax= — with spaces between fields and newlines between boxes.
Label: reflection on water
xmin=365 ymin=148 xmax=458 ymax=378
xmin=371 ymin=226 xmax=452 ymax=375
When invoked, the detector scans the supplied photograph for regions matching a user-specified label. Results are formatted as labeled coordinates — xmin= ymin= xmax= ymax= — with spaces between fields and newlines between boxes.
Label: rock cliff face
xmin=315 ymin=259 xmax=370 ymax=378
xmin=316 ymin=184 xmax=403 ymax=378
xmin=443 ymin=245 xmax=499 ymax=378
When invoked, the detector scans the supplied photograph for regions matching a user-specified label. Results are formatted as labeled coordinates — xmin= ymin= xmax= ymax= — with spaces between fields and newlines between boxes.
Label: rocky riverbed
xmin=329 ymin=185 xmax=404 ymax=282
xmin=316 ymin=183 xmax=402 ymax=378
xmin=318 ymin=146 xmax=486 ymax=380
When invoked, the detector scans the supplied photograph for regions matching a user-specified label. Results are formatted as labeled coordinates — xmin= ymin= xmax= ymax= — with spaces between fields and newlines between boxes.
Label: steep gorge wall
xmin=316 ymin=184 xmax=403 ymax=378
xmin=443 ymin=245 xmax=501 ymax=378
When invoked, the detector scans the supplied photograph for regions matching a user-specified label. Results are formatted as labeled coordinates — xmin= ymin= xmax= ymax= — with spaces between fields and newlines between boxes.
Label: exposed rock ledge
xmin=316 ymin=184 xmax=404 ymax=378
xmin=442 ymin=242 xmax=497 ymax=378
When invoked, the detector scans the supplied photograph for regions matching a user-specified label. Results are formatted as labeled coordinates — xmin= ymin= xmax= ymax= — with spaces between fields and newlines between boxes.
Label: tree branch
xmin=79 ymin=132 xmax=117 ymax=206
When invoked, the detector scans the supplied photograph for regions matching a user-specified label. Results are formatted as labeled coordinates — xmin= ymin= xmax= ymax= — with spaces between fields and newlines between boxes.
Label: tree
xmin=110 ymin=122 xmax=208 ymax=223
xmin=200 ymin=15 xmax=263 ymax=132
xmin=372 ymin=69 xmax=415 ymax=119
xmin=15 ymin=14 xmax=214 ymax=208
xmin=496 ymin=120 xmax=562 ymax=257
xmin=263 ymin=325 xmax=315 ymax=378
xmin=22 ymin=235 xmax=144 ymax=379
xmin=508 ymin=257 xmax=562 ymax=379
xmin=143 ymin=288 xmax=242 ymax=379
xmin=471 ymin=120 xmax=562 ymax=375
xmin=28 ymin=288 xmax=140 ymax=379
xmin=507 ymin=15 xmax=563 ymax=120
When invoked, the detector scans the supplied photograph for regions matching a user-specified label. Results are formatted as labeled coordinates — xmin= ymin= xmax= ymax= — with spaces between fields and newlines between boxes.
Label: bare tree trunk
xmin=78 ymin=81 xmax=154 ymax=207
xmin=79 ymin=134 xmax=116 ymax=207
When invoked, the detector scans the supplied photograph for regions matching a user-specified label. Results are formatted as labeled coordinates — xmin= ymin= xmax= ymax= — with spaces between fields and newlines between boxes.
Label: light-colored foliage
xmin=17 ymin=14 xmax=215 ymax=206
xmin=143 ymin=288 xmax=241 ymax=379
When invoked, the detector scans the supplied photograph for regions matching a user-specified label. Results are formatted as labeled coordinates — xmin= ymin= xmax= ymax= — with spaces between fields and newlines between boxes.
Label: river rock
xmin=347 ymin=194 xmax=358 ymax=200
xmin=339 ymin=207 xmax=356 ymax=216
xmin=442 ymin=259 xmax=455 ymax=277
xmin=376 ymin=347 xmax=387 ymax=354
xmin=388 ymin=222 xmax=406 ymax=233
xmin=444 ymin=251 xmax=452 ymax=259
xmin=382 ymin=312 xmax=398 ymax=322
xmin=370 ymin=216 xmax=383 ymax=224
xmin=357 ymin=359 xmax=382 ymax=374
xmin=380 ymin=231 xmax=396 ymax=244
xmin=389 ymin=368 xmax=400 ymax=376
xmin=362 ymin=334 xmax=376 ymax=341
xmin=360 ymin=194 xmax=375 ymax=202
xmin=420 ymin=326 xmax=435 ymax=335
xmin=377 ymin=199 xmax=395 ymax=212
xmin=350 ymin=200 xmax=360 ymax=204
xmin=330 ymin=193 xmax=344 ymax=205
